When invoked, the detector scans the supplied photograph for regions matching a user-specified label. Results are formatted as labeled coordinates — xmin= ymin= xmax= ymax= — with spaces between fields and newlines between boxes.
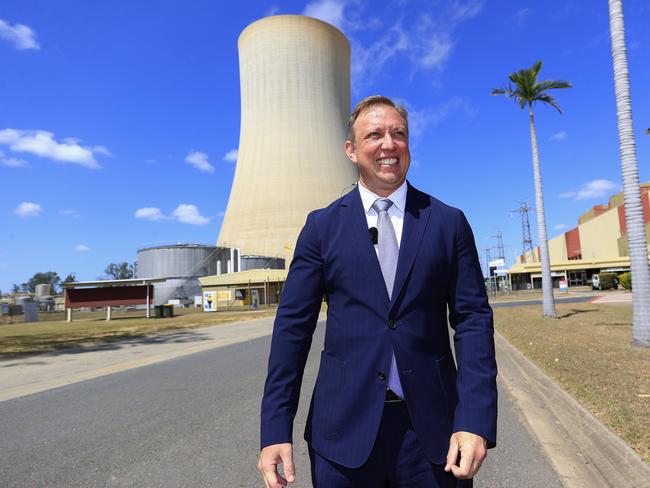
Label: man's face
xmin=345 ymin=104 xmax=410 ymax=197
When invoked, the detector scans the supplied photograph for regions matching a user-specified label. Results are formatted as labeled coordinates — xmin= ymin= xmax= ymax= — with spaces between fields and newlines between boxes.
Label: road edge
xmin=495 ymin=331 xmax=650 ymax=488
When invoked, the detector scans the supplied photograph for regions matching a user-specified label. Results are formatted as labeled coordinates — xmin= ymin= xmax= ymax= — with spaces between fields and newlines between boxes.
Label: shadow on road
xmin=0 ymin=329 xmax=214 ymax=363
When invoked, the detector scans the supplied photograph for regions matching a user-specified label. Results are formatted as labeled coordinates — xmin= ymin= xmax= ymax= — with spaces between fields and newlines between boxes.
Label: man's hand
xmin=258 ymin=443 xmax=295 ymax=488
xmin=444 ymin=431 xmax=487 ymax=479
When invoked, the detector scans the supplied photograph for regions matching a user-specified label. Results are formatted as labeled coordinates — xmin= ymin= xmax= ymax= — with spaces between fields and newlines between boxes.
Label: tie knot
xmin=372 ymin=198 xmax=393 ymax=213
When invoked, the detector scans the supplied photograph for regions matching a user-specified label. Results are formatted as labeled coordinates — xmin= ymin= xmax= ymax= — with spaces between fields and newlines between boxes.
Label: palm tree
xmin=608 ymin=0 xmax=650 ymax=347
xmin=492 ymin=61 xmax=571 ymax=318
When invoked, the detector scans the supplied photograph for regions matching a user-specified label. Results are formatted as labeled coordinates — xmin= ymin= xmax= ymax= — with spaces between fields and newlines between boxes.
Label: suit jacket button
xmin=377 ymin=371 xmax=386 ymax=381
xmin=388 ymin=319 xmax=397 ymax=329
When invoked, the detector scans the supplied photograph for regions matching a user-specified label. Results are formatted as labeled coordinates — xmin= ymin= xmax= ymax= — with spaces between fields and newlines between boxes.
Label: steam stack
xmin=218 ymin=15 xmax=357 ymax=264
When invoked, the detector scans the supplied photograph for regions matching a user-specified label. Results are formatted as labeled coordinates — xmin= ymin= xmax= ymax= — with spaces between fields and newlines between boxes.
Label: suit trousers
xmin=309 ymin=402 xmax=473 ymax=488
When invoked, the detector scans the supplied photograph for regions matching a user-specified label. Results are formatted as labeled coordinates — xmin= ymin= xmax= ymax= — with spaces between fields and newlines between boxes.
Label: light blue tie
xmin=372 ymin=198 xmax=404 ymax=400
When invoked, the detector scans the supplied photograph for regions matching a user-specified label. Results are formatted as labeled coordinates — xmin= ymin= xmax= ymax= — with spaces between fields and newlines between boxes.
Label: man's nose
xmin=380 ymin=133 xmax=396 ymax=150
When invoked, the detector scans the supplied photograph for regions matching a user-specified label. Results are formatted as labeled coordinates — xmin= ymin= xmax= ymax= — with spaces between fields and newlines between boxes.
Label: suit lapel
xmin=390 ymin=183 xmax=431 ymax=310
xmin=340 ymin=187 xmax=391 ymax=308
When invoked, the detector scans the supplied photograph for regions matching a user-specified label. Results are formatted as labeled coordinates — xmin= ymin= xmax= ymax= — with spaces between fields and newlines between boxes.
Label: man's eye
xmin=367 ymin=132 xmax=380 ymax=138
xmin=394 ymin=130 xmax=406 ymax=137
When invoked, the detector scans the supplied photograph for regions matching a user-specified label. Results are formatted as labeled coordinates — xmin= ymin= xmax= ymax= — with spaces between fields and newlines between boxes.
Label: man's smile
xmin=377 ymin=157 xmax=398 ymax=166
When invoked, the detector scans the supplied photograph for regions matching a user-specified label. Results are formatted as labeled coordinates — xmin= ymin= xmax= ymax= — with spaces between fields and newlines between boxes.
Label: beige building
xmin=199 ymin=269 xmax=288 ymax=307
xmin=217 ymin=15 xmax=358 ymax=265
xmin=509 ymin=183 xmax=650 ymax=289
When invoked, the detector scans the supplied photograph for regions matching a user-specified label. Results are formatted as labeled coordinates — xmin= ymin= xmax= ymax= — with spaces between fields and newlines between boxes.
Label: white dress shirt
xmin=357 ymin=180 xmax=407 ymax=252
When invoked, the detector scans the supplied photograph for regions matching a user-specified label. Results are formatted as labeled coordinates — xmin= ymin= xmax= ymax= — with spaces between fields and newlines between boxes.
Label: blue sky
xmin=1 ymin=0 xmax=649 ymax=290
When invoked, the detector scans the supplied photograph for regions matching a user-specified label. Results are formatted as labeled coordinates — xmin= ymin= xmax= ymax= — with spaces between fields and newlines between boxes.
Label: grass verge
xmin=494 ymin=302 xmax=650 ymax=463
xmin=0 ymin=307 xmax=278 ymax=356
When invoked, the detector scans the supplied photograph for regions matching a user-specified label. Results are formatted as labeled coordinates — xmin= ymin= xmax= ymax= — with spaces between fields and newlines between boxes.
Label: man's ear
xmin=344 ymin=140 xmax=357 ymax=163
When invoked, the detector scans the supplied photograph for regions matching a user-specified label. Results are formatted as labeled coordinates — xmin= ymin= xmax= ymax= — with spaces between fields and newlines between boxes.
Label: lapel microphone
xmin=369 ymin=227 xmax=378 ymax=245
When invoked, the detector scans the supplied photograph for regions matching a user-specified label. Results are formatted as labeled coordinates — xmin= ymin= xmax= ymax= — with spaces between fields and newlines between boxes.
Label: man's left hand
xmin=444 ymin=431 xmax=487 ymax=479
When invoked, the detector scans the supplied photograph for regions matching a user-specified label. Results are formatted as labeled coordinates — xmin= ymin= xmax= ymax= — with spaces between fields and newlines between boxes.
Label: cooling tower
xmin=217 ymin=15 xmax=358 ymax=264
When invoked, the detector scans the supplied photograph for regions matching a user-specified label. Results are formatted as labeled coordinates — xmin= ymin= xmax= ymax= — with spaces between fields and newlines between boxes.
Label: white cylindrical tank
xmin=35 ymin=284 xmax=51 ymax=298
xmin=218 ymin=15 xmax=358 ymax=264
xmin=136 ymin=244 xmax=227 ymax=305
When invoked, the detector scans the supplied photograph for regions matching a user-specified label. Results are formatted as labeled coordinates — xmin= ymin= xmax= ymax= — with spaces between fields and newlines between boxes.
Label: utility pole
xmin=511 ymin=202 xmax=535 ymax=263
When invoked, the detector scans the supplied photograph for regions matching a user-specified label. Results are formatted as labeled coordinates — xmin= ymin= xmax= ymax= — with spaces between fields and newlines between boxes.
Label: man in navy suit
xmin=258 ymin=96 xmax=497 ymax=487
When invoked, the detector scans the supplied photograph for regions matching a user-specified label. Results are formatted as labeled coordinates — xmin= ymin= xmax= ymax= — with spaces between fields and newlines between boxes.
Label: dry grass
xmin=494 ymin=302 xmax=650 ymax=463
xmin=0 ymin=306 xmax=278 ymax=355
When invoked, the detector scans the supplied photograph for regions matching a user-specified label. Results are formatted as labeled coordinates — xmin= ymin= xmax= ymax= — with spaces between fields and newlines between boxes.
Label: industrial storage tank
xmin=136 ymin=244 xmax=233 ymax=305
xmin=35 ymin=284 xmax=51 ymax=298
xmin=218 ymin=15 xmax=358 ymax=265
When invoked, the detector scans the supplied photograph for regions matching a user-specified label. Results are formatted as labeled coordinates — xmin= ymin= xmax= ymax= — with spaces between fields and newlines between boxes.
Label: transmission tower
xmin=511 ymin=202 xmax=535 ymax=263
xmin=491 ymin=231 xmax=505 ymax=260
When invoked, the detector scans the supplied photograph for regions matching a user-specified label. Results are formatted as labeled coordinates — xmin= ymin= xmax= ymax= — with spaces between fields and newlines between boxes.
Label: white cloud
xmin=554 ymin=224 xmax=569 ymax=231
xmin=347 ymin=2 xmax=485 ymax=92
xmin=135 ymin=207 xmax=167 ymax=221
xmin=400 ymin=97 xmax=477 ymax=142
xmin=512 ymin=8 xmax=533 ymax=27
xmin=185 ymin=150 xmax=214 ymax=173
xmin=0 ymin=129 xmax=106 ymax=169
xmin=550 ymin=131 xmax=568 ymax=141
xmin=75 ymin=244 xmax=90 ymax=252
xmin=59 ymin=208 xmax=79 ymax=218
xmin=14 ymin=201 xmax=42 ymax=218
xmin=171 ymin=204 xmax=211 ymax=226
xmin=223 ymin=149 xmax=238 ymax=162
xmin=0 ymin=19 xmax=39 ymax=50
xmin=559 ymin=179 xmax=619 ymax=201
xmin=303 ymin=0 xmax=345 ymax=30
xmin=0 ymin=152 xmax=28 ymax=167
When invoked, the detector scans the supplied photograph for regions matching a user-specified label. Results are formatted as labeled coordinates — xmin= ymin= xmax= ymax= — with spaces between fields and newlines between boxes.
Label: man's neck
xmin=358 ymin=179 xmax=405 ymax=198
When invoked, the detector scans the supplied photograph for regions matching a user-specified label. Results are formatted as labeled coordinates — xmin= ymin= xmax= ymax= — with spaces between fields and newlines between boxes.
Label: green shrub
xmin=599 ymin=272 xmax=618 ymax=290
xmin=619 ymin=272 xmax=632 ymax=290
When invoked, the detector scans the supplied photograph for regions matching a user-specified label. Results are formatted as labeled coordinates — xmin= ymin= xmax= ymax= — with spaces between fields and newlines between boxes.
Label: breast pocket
xmin=312 ymin=351 xmax=346 ymax=439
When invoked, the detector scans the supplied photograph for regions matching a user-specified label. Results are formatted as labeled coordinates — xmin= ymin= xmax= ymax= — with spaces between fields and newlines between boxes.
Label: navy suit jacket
xmin=261 ymin=182 xmax=497 ymax=468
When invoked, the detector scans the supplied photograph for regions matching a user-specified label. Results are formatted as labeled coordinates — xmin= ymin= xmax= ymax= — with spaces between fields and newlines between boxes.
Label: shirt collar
xmin=358 ymin=179 xmax=408 ymax=214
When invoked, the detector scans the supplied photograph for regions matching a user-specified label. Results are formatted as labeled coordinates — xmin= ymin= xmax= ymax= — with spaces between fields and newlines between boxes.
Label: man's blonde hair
xmin=346 ymin=95 xmax=409 ymax=144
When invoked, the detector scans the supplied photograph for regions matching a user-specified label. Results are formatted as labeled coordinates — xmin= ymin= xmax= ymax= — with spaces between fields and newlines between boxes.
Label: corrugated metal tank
xmin=35 ymin=284 xmax=51 ymax=298
xmin=241 ymin=255 xmax=285 ymax=271
xmin=136 ymin=244 xmax=227 ymax=305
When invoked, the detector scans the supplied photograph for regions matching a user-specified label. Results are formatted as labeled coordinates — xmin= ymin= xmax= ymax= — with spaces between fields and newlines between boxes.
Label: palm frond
xmin=536 ymin=79 xmax=572 ymax=92
xmin=535 ymin=93 xmax=562 ymax=113
xmin=494 ymin=60 xmax=571 ymax=113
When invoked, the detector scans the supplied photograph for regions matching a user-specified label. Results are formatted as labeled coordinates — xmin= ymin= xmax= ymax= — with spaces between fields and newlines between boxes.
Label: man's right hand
xmin=258 ymin=443 xmax=295 ymax=488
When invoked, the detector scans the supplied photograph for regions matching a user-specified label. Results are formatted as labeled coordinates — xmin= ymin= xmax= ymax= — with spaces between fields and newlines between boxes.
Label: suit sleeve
xmin=447 ymin=210 xmax=498 ymax=448
xmin=260 ymin=211 xmax=325 ymax=449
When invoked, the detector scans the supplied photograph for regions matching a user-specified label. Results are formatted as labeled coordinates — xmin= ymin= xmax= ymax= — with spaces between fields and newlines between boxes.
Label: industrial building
xmin=136 ymin=244 xmax=238 ymax=305
xmin=199 ymin=269 xmax=288 ymax=309
xmin=508 ymin=183 xmax=650 ymax=289
xmin=217 ymin=15 xmax=358 ymax=265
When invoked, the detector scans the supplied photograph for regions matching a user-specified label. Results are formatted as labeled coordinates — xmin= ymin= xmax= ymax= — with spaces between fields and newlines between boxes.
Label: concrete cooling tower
xmin=217 ymin=15 xmax=358 ymax=265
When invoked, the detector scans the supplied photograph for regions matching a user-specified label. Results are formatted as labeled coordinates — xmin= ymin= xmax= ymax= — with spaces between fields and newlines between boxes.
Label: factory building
xmin=508 ymin=183 xmax=650 ymax=289
xmin=136 ymin=244 xmax=238 ymax=305
xmin=217 ymin=15 xmax=358 ymax=265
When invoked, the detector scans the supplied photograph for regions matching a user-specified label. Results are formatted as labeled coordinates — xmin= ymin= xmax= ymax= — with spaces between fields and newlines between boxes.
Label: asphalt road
xmin=0 ymin=322 xmax=562 ymax=487
xmin=491 ymin=295 xmax=593 ymax=308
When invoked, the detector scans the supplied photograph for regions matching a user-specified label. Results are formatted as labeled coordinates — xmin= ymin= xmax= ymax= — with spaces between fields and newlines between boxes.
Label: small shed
xmin=62 ymin=278 xmax=168 ymax=321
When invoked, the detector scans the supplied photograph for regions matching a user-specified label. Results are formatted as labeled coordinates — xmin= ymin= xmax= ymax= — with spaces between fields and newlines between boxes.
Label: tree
xmin=61 ymin=273 xmax=76 ymax=284
xmin=608 ymin=0 xmax=650 ymax=347
xmin=22 ymin=271 xmax=61 ymax=294
xmin=103 ymin=262 xmax=134 ymax=280
xmin=492 ymin=61 xmax=572 ymax=318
